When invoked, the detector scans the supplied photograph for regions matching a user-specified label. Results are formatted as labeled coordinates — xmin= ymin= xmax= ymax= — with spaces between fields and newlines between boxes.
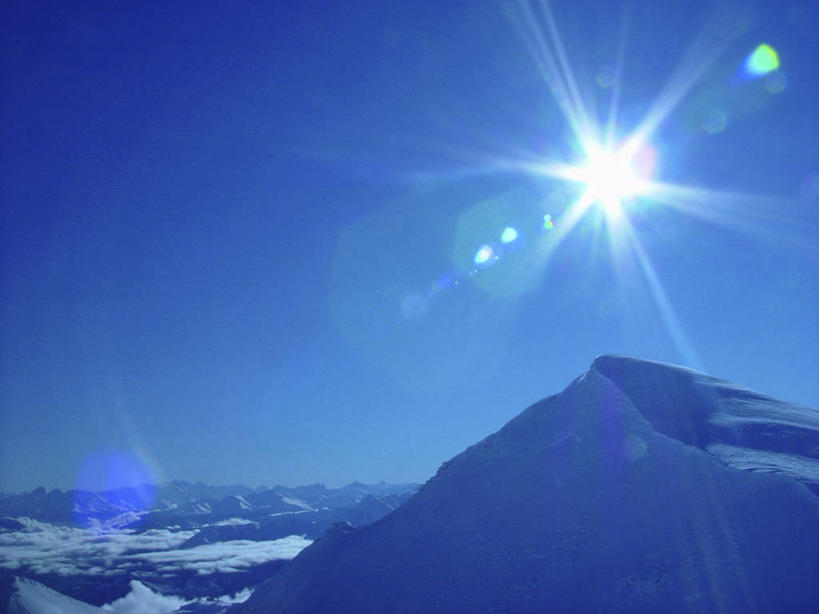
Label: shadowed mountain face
xmin=235 ymin=356 xmax=819 ymax=614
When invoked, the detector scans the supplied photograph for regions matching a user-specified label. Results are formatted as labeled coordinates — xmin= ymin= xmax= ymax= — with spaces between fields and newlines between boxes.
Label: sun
xmin=577 ymin=144 xmax=650 ymax=215
xmin=496 ymin=1 xmax=799 ymax=372
xmin=580 ymin=147 xmax=641 ymax=211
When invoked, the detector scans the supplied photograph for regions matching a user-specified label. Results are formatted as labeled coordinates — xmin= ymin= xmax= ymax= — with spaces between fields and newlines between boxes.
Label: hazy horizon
xmin=2 ymin=475 xmax=422 ymax=496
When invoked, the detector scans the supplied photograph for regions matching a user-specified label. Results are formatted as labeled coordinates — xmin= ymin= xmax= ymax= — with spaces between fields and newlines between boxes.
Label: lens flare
xmin=703 ymin=109 xmax=728 ymax=134
xmin=474 ymin=245 xmax=493 ymax=264
xmin=745 ymin=44 xmax=779 ymax=77
xmin=764 ymin=71 xmax=786 ymax=94
xmin=496 ymin=3 xmax=809 ymax=372
xmin=74 ymin=451 xmax=157 ymax=526
xmin=500 ymin=227 xmax=519 ymax=243
xmin=596 ymin=66 xmax=615 ymax=88
xmin=543 ymin=214 xmax=554 ymax=230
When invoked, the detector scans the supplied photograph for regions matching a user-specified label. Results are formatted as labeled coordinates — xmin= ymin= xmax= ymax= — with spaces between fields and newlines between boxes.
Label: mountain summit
xmin=235 ymin=356 xmax=819 ymax=613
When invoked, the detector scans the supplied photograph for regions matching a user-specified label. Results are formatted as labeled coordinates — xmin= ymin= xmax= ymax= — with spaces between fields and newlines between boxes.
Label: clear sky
xmin=1 ymin=0 xmax=817 ymax=493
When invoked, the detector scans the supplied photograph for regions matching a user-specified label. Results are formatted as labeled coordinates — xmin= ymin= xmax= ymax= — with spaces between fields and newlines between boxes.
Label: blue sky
xmin=1 ymin=0 xmax=817 ymax=493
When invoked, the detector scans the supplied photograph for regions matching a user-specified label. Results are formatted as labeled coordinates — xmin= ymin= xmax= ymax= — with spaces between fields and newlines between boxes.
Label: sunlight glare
xmin=578 ymin=146 xmax=646 ymax=214
xmin=498 ymin=1 xmax=805 ymax=374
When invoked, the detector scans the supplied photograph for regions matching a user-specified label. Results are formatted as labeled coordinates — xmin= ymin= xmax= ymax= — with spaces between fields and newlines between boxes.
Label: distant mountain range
xmin=4 ymin=355 xmax=819 ymax=613
xmin=234 ymin=355 xmax=819 ymax=613
xmin=0 ymin=481 xmax=419 ymax=611
xmin=0 ymin=480 xmax=419 ymax=530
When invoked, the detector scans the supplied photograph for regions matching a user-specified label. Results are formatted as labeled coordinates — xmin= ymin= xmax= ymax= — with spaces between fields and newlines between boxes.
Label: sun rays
xmin=500 ymin=0 xmax=803 ymax=367
xmin=332 ymin=0 xmax=809 ymax=377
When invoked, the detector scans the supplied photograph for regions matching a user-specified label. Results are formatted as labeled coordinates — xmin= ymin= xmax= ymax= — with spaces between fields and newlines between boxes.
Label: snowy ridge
xmin=1 ymin=575 xmax=254 ymax=614
xmin=234 ymin=355 xmax=819 ymax=614
xmin=591 ymin=355 xmax=819 ymax=494
xmin=705 ymin=444 xmax=819 ymax=483
xmin=6 ymin=576 xmax=102 ymax=613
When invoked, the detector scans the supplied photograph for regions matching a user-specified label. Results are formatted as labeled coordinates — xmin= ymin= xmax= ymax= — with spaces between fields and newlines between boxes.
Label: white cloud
xmin=99 ymin=581 xmax=254 ymax=613
xmin=216 ymin=587 xmax=254 ymax=604
xmin=0 ymin=518 xmax=311 ymax=578
xmin=128 ymin=535 xmax=312 ymax=575
xmin=101 ymin=581 xmax=188 ymax=614
xmin=0 ymin=518 xmax=196 ymax=576
xmin=212 ymin=517 xmax=257 ymax=527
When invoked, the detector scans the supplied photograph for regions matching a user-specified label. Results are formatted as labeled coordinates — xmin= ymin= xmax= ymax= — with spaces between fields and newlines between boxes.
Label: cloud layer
xmin=0 ymin=517 xmax=310 ymax=577
xmin=102 ymin=581 xmax=188 ymax=614
xmin=135 ymin=536 xmax=311 ymax=575
xmin=99 ymin=581 xmax=255 ymax=613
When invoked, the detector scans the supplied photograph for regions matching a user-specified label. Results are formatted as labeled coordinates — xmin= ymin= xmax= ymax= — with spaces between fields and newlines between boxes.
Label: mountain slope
xmin=593 ymin=355 xmax=819 ymax=494
xmin=234 ymin=356 xmax=819 ymax=613
xmin=3 ymin=576 xmax=102 ymax=614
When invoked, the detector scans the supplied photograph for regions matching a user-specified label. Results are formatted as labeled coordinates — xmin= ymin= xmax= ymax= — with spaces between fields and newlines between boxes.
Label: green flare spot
xmin=746 ymin=44 xmax=779 ymax=76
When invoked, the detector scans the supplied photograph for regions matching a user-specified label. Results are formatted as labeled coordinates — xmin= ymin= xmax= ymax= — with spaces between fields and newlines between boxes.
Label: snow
xmin=592 ymin=354 xmax=819 ymax=492
xmin=4 ymin=576 xmax=252 ymax=614
xmin=707 ymin=443 xmax=819 ymax=482
xmin=213 ymin=518 xmax=257 ymax=527
xmin=280 ymin=497 xmax=313 ymax=511
xmin=8 ymin=576 xmax=102 ymax=613
xmin=233 ymin=355 xmax=819 ymax=613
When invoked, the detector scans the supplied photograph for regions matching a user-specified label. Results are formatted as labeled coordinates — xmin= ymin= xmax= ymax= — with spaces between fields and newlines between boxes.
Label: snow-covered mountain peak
xmin=234 ymin=357 xmax=819 ymax=613
xmin=591 ymin=354 xmax=819 ymax=494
